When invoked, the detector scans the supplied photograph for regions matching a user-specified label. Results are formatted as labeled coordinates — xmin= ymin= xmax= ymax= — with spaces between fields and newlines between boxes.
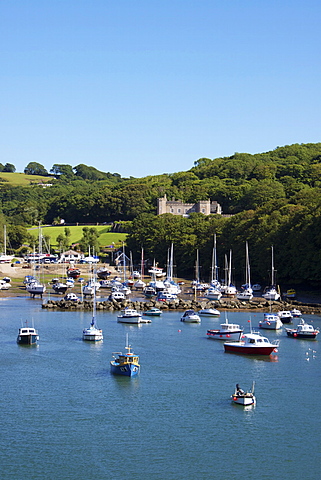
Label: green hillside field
xmin=28 ymin=225 xmax=127 ymax=249
xmin=0 ymin=172 xmax=53 ymax=186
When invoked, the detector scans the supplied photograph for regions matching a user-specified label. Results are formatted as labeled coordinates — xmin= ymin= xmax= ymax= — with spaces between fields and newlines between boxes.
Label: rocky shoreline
xmin=42 ymin=296 xmax=321 ymax=315
xmin=2 ymin=263 xmax=321 ymax=315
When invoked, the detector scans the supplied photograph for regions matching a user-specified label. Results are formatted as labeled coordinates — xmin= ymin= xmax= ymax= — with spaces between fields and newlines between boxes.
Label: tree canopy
xmin=1 ymin=163 xmax=16 ymax=172
xmin=24 ymin=162 xmax=48 ymax=176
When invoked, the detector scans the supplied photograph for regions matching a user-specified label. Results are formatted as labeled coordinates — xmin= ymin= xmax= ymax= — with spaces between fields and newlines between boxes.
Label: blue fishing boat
xmin=110 ymin=336 xmax=140 ymax=377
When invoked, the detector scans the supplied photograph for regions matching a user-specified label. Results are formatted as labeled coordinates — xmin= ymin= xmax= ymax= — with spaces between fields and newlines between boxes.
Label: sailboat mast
xmin=166 ymin=247 xmax=170 ymax=279
xmin=130 ymin=251 xmax=133 ymax=277
xmin=228 ymin=250 xmax=232 ymax=286
xmin=38 ymin=222 xmax=42 ymax=257
xmin=4 ymin=225 xmax=6 ymax=256
xmin=122 ymin=242 xmax=126 ymax=282
xmin=91 ymin=270 xmax=97 ymax=326
xmin=224 ymin=254 xmax=228 ymax=286
xmin=211 ymin=234 xmax=218 ymax=283
xmin=141 ymin=248 xmax=144 ymax=279
xmin=195 ymin=249 xmax=200 ymax=283
xmin=246 ymin=241 xmax=251 ymax=287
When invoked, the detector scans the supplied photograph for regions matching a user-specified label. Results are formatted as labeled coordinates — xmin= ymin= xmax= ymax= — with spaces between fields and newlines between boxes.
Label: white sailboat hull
xmin=82 ymin=329 xmax=103 ymax=341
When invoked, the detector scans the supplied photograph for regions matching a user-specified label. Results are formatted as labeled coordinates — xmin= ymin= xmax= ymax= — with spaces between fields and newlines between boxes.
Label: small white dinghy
xmin=231 ymin=382 xmax=256 ymax=406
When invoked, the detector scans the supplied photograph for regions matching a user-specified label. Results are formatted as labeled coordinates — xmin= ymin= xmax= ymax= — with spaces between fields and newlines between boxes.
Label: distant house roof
xmin=61 ymin=249 xmax=83 ymax=256
xmin=37 ymin=182 xmax=53 ymax=188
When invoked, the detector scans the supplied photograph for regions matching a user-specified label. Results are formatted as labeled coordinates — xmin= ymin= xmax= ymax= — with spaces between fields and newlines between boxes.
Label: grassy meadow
xmin=0 ymin=172 xmax=53 ymax=186
xmin=28 ymin=225 xmax=127 ymax=249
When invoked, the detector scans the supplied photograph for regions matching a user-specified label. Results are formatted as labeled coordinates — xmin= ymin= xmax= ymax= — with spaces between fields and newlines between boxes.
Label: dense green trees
xmin=1 ymin=163 xmax=16 ymax=172
xmin=78 ymin=227 xmax=100 ymax=254
xmin=1 ymin=142 xmax=321 ymax=286
xmin=24 ymin=162 xmax=48 ymax=176
xmin=56 ymin=227 xmax=72 ymax=251
xmin=50 ymin=164 xmax=75 ymax=178
xmin=126 ymin=203 xmax=321 ymax=287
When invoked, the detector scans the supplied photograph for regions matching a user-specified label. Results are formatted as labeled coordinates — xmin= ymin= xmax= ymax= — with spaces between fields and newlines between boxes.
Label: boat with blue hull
xmin=110 ymin=337 xmax=140 ymax=377
xmin=17 ymin=324 xmax=39 ymax=345
xmin=143 ymin=307 xmax=162 ymax=316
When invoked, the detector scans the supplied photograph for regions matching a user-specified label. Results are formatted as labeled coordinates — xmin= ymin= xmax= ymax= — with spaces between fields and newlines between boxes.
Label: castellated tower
xmin=157 ymin=195 xmax=168 ymax=215
xmin=195 ymin=200 xmax=211 ymax=215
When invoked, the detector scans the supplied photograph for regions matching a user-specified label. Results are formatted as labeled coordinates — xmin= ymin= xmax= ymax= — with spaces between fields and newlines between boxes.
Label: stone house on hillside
xmin=157 ymin=195 xmax=222 ymax=216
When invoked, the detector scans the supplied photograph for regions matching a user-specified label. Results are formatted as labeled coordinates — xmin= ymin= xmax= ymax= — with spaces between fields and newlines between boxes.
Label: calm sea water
xmin=0 ymin=297 xmax=320 ymax=480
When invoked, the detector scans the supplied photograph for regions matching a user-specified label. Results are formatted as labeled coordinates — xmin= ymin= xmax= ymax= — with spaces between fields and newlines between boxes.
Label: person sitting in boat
xmin=236 ymin=384 xmax=245 ymax=395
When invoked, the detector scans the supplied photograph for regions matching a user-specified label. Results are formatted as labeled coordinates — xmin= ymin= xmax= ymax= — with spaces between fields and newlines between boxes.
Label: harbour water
xmin=1 ymin=297 xmax=320 ymax=480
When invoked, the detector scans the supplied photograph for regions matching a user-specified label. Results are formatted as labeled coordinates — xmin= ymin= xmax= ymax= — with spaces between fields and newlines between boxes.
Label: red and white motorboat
xmin=224 ymin=331 xmax=279 ymax=355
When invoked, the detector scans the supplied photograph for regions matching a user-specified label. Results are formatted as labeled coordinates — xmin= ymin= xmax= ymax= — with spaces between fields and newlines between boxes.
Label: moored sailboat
xmin=262 ymin=246 xmax=280 ymax=301
xmin=82 ymin=286 xmax=103 ymax=341
xmin=0 ymin=225 xmax=14 ymax=264
xmin=220 ymin=250 xmax=236 ymax=297
xmin=236 ymin=242 xmax=253 ymax=301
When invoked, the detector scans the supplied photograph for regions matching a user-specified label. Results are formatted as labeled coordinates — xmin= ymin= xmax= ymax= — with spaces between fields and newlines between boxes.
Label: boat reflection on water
xmin=231 ymin=402 xmax=256 ymax=413
xmin=239 ymin=354 xmax=279 ymax=363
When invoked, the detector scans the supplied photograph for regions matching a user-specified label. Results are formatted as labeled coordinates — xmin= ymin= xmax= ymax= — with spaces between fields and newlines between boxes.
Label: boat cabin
xmin=18 ymin=327 xmax=37 ymax=335
xmin=297 ymin=322 xmax=316 ymax=333
xmin=112 ymin=353 xmax=140 ymax=366
xmin=245 ymin=333 xmax=271 ymax=344
xmin=182 ymin=309 xmax=196 ymax=317
xmin=221 ymin=323 xmax=241 ymax=332
xmin=17 ymin=327 xmax=39 ymax=345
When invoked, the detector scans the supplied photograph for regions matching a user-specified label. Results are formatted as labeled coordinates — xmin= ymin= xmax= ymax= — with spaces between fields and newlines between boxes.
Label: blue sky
xmin=1 ymin=0 xmax=320 ymax=178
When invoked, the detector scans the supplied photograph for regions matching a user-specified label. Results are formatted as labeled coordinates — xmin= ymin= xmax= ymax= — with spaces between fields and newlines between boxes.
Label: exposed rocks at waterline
xmin=42 ymin=297 xmax=321 ymax=314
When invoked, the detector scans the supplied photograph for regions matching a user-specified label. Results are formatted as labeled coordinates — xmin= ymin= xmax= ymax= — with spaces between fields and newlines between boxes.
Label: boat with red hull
xmin=224 ymin=331 xmax=279 ymax=355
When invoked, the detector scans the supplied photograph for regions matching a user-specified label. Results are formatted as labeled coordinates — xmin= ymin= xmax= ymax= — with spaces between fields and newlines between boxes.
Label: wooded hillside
xmin=1 ymin=142 xmax=321 ymax=286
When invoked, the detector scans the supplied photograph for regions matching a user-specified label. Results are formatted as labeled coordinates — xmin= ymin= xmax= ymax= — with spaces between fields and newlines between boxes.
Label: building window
xmin=178 ymin=209 xmax=181 ymax=213
xmin=170 ymin=208 xmax=174 ymax=213
xmin=202 ymin=208 xmax=205 ymax=213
